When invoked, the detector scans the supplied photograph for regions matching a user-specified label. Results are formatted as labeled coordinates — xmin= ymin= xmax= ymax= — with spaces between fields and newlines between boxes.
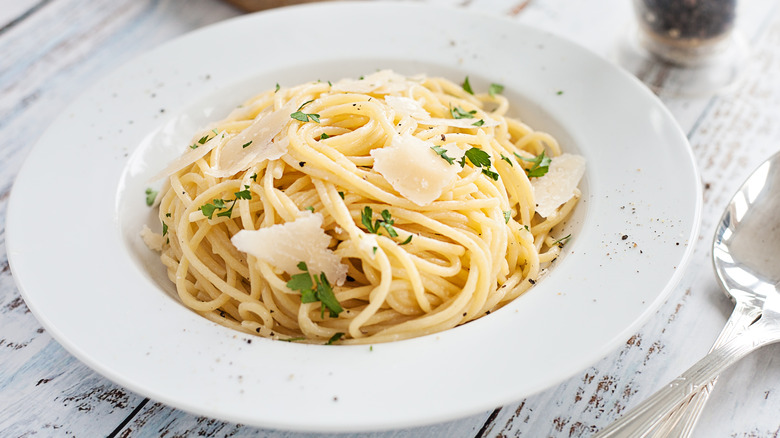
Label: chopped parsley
xmin=274 ymin=83 xmax=280 ymax=93
xmin=242 ymin=141 xmax=252 ymax=148
xmin=488 ymin=83 xmax=505 ymax=97
xmin=554 ymin=234 xmax=572 ymax=247
xmin=319 ymin=133 xmax=330 ymax=140
xmin=145 ymin=188 xmax=158 ymax=206
xmin=361 ymin=206 xmax=399 ymax=238
xmin=515 ymin=151 xmax=552 ymax=178
xmin=304 ymin=206 xmax=315 ymax=212
xmin=462 ymin=76 xmax=474 ymax=95
xmin=286 ymin=262 xmax=343 ymax=318
xmin=557 ymin=90 xmax=564 ymax=95
xmin=189 ymin=133 xmax=212 ymax=149
xmin=430 ymin=145 xmax=455 ymax=164
xmin=500 ymin=153 xmax=514 ymax=167
xmin=199 ymin=186 xmax=252 ymax=219
xmin=472 ymin=119 xmax=485 ymax=127
xmin=461 ymin=147 xmax=499 ymax=180
xmin=450 ymin=105 xmax=476 ymax=119
xmin=325 ymin=332 xmax=345 ymax=345
xmin=161 ymin=221 xmax=168 ymax=236
xmin=250 ymin=173 xmax=258 ymax=182
xmin=338 ymin=191 xmax=345 ymax=200
xmin=503 ymin=210 xmax=512 ymax=223
xmin=399 ymin=235 xmax=413 ymax=245
xmin=199 ymin=198 xmax=226 ymax=219
xmin=290 ymin=100 xmax=320 ymax=123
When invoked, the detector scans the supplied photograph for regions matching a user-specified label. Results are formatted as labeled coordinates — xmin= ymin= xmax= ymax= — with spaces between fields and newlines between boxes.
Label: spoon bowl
xmin=714 ymin=152 xmax=780 ymax=295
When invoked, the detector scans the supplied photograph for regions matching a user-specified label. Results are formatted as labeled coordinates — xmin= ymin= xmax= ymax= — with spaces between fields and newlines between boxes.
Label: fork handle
xmin=593 ymin=317 xmax=780 ymax=438
xmin=649 ymin=300 xmax=763 ymax=438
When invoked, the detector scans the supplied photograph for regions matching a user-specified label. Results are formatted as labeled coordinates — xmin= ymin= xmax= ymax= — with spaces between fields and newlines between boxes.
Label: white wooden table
xmin=2 ymin=1 xmax=779 ymax=436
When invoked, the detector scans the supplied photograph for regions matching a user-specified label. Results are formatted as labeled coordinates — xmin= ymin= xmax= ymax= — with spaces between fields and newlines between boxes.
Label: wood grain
xmin=1 ymin=0 xmax=779 ymax=437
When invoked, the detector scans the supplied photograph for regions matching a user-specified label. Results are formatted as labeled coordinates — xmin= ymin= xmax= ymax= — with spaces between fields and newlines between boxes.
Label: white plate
xmin=6 ymin=2 xmax=701 ymax=432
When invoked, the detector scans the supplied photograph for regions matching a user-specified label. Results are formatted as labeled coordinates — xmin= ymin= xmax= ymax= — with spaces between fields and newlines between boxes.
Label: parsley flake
xmin=286 ymin=262 xmax=343 ymax=318
xmin=274 ymin=83 xmax=280 ymax=93
xmin=361 ymin=206 xmax=398 ymax=237
xmin=304 ymin=206 xmax=315 ymax=212
xmin=242 ymin=141 xmax=252 ymax=148
xmin=472 ymin=119 xmax=485 ymax=127
xmin=503 ymin=210 xmax=512 ymax=223
xmin=399 ymin=235 xmax=413 ymax=245
xmin=325 ymin=332 xmax=345 ymax=345
xmin=291 ymin=101 xmax=320 ymax=123
xmin=319 ymin=133 xmax=330 ymax=140
xmin=145 ymin=188 xmax=158 ymax=206
xmin=200 ymin=199 xmax=226 ymax=219
xmin=200 ymin=187 xmax=252 ymax=219
xmin=488 ymin=83 xmax=505 ymax=97
xmin=500 ymin=153 xmax=514 ymax=167
xmin=462 ymin=76 xmax=474 ymax=95
xmin=554 ymin=234 xmax=572 ymax=247
xmin=450 ymin=105 xmax=476 ymax=119
xmin=515 ymin=151 xmax=552 ymax=178
xmin=431 ymin=145 xmax=455 ymax=164
xmin=461 ymin=147 xmax=499 ymax=181
xmin=161 ymin=221 xmax=168 ymax=236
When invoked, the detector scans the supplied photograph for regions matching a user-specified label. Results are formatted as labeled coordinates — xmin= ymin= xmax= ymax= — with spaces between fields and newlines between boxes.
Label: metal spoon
xmin=594 ymin=150 xmax=780 ymax=437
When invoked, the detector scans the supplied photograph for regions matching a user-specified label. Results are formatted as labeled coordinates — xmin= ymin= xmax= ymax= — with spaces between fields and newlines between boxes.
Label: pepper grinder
xmin=616 ymin=0 xmax=748 ymax=96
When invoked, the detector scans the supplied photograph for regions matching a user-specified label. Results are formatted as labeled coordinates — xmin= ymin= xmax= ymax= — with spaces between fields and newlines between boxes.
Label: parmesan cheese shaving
xmin=140 ymin=224 xmax=165 ymax=251
xmin=384 ymin=96 xmax=430 ymax=119
xmin=332 ymin=70 xmax=422 ymax=94
xmin=532 ymin=153 xmax=586 ymax=218
xmin=371 ymin=133 xmax=460 ymax=206
xmin=150 ymin=131 xmax=228 ymax=181
xmin=207 ymin=98 xmax=298 ymax=178
xmin=230 ymin=212 xmax=348 ymax=285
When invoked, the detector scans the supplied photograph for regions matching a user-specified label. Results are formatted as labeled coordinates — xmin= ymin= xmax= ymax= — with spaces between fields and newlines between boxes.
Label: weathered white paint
xmin=1 ymin=0 xmax=779 ymax=437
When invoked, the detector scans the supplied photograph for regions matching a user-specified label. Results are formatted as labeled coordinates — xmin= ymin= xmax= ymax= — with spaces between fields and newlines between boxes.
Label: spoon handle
xmin=593 ymin=316 xmax=780 ymax=438
xmin=649 ymin=300 xmax=762 ymax=438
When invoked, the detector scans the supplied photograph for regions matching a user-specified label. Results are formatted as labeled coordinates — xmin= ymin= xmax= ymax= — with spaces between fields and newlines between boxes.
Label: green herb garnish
xmin=460 ymin=147 xmax=499 ymax=180
xmin=290 ymin=100 xmax=320 ymax=123
xmin=554 ymin=234 xmax=572 ymax=247
xmin=199 ymin=199 xmax=226 ymax=219
xmin=399 ymin=235 xmax=413 ymax=245
xmin=431 ymin=145 xmax=455 ymax=165
xmin=515 ymin=151 xmax=552 ymax=178
xmin=286 ymin=262 xmax=343 ymax=318
xmin=488 ymin=83 xmax=504 ymax=97
xmin=503 ymin=211 xmax=512 ymax=223
xmin=199 ymin=187 xmax=252 ymax=219
xmin=500 ymin=153 xmax=513 ymax=167
xmin=462 ymin=76 xmax=474 ymax=95
xmin=472 ymin=119 xmax=485 ymax=127
xmin=361 ymin=206 xmax=398 ymax=237
xmin=450 ymin=105 xmax=476 ymax=119
xmin=145 ymin=188 xmax=158 ymax=206
xmin=325 ymin=332 xmax=345 ymax=345
xmin=242 ymin=141 xmax=252 ymax=148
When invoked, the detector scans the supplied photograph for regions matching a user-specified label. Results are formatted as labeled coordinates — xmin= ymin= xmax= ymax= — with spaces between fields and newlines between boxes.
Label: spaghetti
xmin=145 ymin=71 xmax=585 ymax=344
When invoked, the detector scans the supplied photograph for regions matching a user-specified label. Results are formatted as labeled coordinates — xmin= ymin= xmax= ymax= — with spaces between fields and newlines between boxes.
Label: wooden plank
xmin=0 ymin=0 xmax=241 ymax=435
